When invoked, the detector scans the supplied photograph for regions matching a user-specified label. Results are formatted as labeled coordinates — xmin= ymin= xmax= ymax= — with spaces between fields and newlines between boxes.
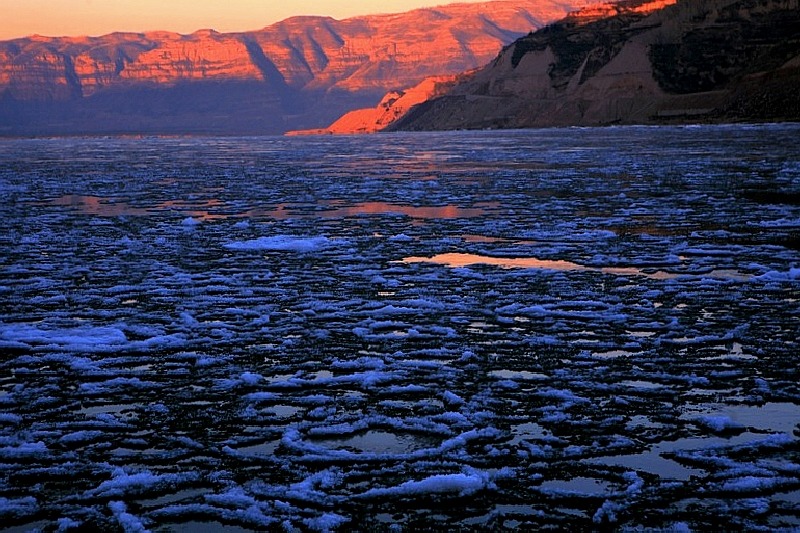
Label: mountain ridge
xmin=0 ymin=0 xmax=592 ymax=136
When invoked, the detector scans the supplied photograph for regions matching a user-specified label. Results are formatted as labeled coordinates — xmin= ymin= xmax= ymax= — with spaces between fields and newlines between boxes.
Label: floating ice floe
xmin=358 ymin=469 xmax=492 ymax=499
xmin=0 ymin=324 xmax=128 ymax=351
xmin=1 ymin=125 xmax=799 ymax=531
xmin=224 ymin=235 xmax=332 ymax=252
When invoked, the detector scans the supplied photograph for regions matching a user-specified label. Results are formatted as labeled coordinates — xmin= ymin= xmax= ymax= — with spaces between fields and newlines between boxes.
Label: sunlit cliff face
xmin=566 ymin=0 xmax=678 ymax=24
xmin=0 ymin=0 xmax=593 ymax=100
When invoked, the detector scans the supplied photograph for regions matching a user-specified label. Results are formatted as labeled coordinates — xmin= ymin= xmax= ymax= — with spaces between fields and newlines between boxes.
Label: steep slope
xmin=0 ymin=0 xmax=592 ymax=136
xmin=391 ymin=0 xmax=800 ymax=131
xmin=287 ymin=75 xmax=461 ymax=135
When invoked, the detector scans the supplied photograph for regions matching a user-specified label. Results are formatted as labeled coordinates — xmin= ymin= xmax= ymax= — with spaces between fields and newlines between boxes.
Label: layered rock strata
xmin=391 ymin=0 xmax=800 ymax=131
xmin=0 ymin=0 xmax=592 ymax=135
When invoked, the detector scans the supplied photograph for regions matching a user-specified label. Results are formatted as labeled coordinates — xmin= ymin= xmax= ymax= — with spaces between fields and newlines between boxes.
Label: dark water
xmin=1 ymin=125 xmax=799 ymax=531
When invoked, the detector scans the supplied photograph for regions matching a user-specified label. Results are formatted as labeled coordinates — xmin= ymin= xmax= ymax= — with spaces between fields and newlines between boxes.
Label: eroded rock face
xmin=254 ymin=0 xmax=591 ymax=93
xmin=287 ymin=75 xmax=461 ymax=135
xmin=392 ymin=0 xmax=800 ymax=131
xmin=0 ymin=0 xmax=592 ymax=134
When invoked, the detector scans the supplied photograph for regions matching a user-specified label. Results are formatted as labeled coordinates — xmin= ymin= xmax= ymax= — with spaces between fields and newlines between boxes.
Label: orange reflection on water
xmin=402 ymin=252 xmax=749 ymax=280
xmin=404 ymin=253 xmax=587 ymax=271
xmin=155 ymin=198 xmax=230 ymax=221
xmin=41 ymin=196 xmax=488 ymax=221
xmin=324 ymin=202 xmax=487 ymax=219
xmin=44 ymin=195 xmax=232 ymax=220
xmin=45 ymin=195 xmax=152 ymax=217
xmin=247 ymin=202 xmax=489 ymax=220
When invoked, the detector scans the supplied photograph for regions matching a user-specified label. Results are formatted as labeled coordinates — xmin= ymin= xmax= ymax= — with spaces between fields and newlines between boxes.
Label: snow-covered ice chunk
xmin=88 ymin=468 xmax=198 ymax=498
xmin=303 ymin=512 xmax=350 ymax=532
xmin=358 ymin=469 xmax=491 ymax=499
xmin=109 ymin=501 xmax=149 ymax=533
xmin=694 ymin=415 xmax=744 ymax=433
xmin=224 ymin=235 xmax=331 ymax=252
xmin=0 ymin=413 xmax=22 ymax=425
xmin=721 ymin=476 xmax=787 ymax=492
xmin=755 ymin=267 xmax=800 ymax=281
xmin=0 ymin=496 xmax=38 ymax=518
xmin=0 ymin=324 xmax=127 ymax=351
xmin=0 ymin=441 xmax=48 ymax=458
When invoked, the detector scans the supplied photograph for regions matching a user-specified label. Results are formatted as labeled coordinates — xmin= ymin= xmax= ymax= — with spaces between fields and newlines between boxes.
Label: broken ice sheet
xmin=1 ymin=124 xmax=799 ymax=530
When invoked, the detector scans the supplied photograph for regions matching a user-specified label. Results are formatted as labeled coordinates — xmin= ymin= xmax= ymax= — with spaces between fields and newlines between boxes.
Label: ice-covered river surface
xmin=1 ymin=124 xmax=799 ymax=531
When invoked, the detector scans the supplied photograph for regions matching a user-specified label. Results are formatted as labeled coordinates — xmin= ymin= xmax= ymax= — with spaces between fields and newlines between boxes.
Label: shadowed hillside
xmin=389 ymin=0 xmax=800 ymax=131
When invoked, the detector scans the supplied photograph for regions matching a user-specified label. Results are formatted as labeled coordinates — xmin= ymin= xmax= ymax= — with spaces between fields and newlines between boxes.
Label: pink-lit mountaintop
xmin=0 ymin=0 xmax=592 ymax=135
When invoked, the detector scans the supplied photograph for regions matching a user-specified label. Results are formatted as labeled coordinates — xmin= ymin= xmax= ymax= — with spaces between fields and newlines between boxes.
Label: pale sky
xmin=0 ymin=0 xmax=491 ymax=40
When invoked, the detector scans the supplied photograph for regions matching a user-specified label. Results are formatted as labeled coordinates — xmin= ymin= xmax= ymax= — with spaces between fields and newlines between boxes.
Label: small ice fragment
xmin=240 ymin=372 xmax=262 ymax=385
xmin=695 ymin=415 xmax=743 ymax=433
xmin=109 ymin=501 xmax=148 ymax=533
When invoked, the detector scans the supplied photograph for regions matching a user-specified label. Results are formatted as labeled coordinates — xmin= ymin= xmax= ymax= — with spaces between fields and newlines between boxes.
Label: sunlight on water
xmin=402 ymin=252 xmax=752 ymax=280
xmin=404 ymin=252 xmax=588 ymax=271
xmin=39 ymin=196 xmax=489 ymax=221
